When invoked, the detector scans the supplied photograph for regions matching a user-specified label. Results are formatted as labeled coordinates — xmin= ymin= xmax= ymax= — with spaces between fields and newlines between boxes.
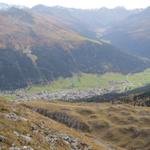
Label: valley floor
xmin=0 ymin=99 xmax=150 ymax=150
xmin=26 ymin=68 xmax=150 ymax=93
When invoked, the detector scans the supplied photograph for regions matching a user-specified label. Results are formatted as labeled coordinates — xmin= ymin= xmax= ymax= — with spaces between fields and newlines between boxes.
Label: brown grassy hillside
xmin=0 ymin=99 xmax=107 ymax=150
xmin=0 ymin=8 xmax=85 ymax=50
xmin=1 ymin=99 xmax=149 ymax=149
xmin=28 ymin=101 xmax=150 ymax=150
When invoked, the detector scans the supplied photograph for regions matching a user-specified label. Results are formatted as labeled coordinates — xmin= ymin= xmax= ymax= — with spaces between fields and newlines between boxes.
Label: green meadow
xmin=26 ymin=68 xmax=150 ymax=93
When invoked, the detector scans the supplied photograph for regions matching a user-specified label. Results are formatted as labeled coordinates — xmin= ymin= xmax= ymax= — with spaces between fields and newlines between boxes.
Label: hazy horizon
xmin=0 ymin=0 xmax=150 ymax=10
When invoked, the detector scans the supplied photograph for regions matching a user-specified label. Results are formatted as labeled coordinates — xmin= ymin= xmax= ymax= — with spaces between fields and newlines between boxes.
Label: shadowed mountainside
xmin=103 ymin=7 xmax=150 ymax=58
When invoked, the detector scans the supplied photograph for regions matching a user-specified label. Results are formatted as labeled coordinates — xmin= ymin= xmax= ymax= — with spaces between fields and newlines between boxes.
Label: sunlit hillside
xmin=1 ymin=99 xmax=150 ymax=150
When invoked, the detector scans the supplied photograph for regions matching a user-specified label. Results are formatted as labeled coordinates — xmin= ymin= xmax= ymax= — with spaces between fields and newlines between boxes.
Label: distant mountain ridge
xmin=0 ymin=3 xmax=26 ymax=10
xmin=32 ymin=5 xmax=150 ymax=58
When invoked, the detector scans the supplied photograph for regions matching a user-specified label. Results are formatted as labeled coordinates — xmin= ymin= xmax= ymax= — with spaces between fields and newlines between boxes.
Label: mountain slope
xmin=32 ymin=5 xmax=138 ymax=39
xmin=0 ymin=7 xmax=149 ymax=90
xmin=102 ymin=7 xmax=150 ymax=58
xmin=0 ymin=99 xmax=106 ymax=150
xmin=1 ymin=99 xmax=150 ymax=150
xmin=32 ymin=5 xmax=150 ymax=59
xmin=17 ymin=100 xmax=150 ymax=150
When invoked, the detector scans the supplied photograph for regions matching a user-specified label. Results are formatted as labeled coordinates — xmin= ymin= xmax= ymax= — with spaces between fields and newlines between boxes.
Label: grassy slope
xmin=1 ymin=97 xmax=150 ymax=150
xmin=28 ymin=100 xmax=150 ymax=150
xmin=0 ymin=99 xmax=106 ymax=150
xmin=26 ymin=68 xmax=150 ymax=93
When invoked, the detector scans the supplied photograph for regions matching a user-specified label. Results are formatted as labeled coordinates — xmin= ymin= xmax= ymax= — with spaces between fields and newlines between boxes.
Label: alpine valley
xmin=0 ymin=4 xmax=150 ymax=90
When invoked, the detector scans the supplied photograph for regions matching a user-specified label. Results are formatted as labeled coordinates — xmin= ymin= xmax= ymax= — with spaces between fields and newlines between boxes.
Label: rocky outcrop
xmin=36 ymin=108 xmax=90 ymax=132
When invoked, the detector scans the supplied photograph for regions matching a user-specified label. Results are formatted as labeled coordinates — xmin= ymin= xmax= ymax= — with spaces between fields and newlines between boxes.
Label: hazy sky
xmin=0 ymin=0 xmax=150 ymax=9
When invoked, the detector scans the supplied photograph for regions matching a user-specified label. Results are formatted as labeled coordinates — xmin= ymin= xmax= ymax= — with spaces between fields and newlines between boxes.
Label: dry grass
xmin=0 ymin=99 xmax=106 ymax=150
xmin=1 ymin=99 xmax=150 ymax=150
xmin=28 ymin=101 xmax=150 ymax=150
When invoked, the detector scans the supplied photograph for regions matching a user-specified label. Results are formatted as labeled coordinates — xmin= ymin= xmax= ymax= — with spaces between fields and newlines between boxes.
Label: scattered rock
xmin=21 ymin=135 xmax=32 ymax=143
xmin=14 ymin=131 xmax=20 ymax=137
xmin=5 ymin=113 xmax=27 ymax=121
xmin=0 ymin=135 xmax=7 ymax=142
xmin=46 ymin=132 xmax=92 ymax=150
xmin=9 ymin=147 xmax=21 ymax=150
xmin=9 ymin=145 xmax=34 ymax=150
xmin=6 ymin=113 xmax=20 ymax=121
xmin=13 ymin=131 xmax=32 ymax=143
xmin=22 ymin=146 xmax=34 ymax=150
